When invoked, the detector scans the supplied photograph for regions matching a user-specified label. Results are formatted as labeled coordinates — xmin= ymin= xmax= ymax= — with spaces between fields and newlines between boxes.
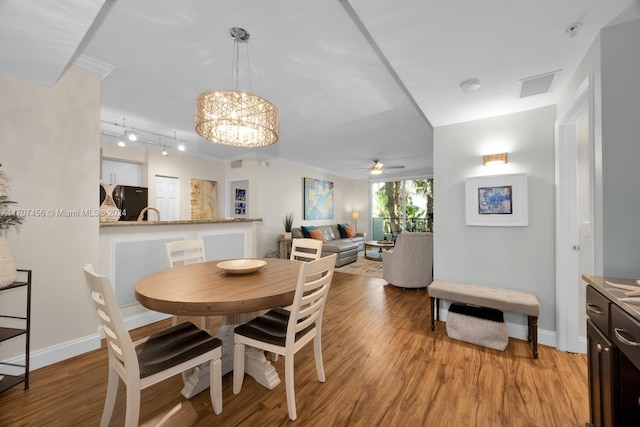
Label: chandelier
xmin=195 ymin=27 xmax=278 ymax=147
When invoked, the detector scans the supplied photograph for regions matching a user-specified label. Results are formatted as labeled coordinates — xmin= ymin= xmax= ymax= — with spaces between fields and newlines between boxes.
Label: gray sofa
xmin=291 ymin=225 xmax=365 ymax=267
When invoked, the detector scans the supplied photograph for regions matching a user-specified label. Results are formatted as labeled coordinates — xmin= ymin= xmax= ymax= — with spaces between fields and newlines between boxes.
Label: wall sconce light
xmin=483 ymin=153 xmax=508 ymax=165
xmin=352 ymin=211 xmax=359 ymax=232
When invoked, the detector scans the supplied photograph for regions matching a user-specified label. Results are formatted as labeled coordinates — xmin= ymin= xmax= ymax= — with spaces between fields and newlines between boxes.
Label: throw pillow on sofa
xmin=308 ymin=229 xmax=326 ymax=242
xmin=301 ymin=225 xmax=316 ymax=238
xmin=343 ymin=225 xmax=356 ymax=238
xmin=337 ymin=223 xmax=349 ymax=238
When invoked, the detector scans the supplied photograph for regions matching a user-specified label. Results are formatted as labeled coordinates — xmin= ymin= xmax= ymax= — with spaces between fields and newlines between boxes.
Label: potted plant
xmin=0 ymin=163 xmax=23 ymax=288
xmin=283 ymin=212 xmax=294 ymax=239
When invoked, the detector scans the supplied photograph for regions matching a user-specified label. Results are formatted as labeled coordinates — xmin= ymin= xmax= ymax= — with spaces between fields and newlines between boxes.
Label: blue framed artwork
xmin=465 ymin=173 xmax=528 ymax=226
xmin=304 ymin=177 xmax=334 ymax=220
xmin=478 ymin=186 xmax=512 ymax=214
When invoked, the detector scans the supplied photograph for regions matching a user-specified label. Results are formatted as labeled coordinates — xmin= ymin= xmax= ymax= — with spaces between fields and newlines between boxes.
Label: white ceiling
xmin=1 ymin=0 xmax=638 ymax=179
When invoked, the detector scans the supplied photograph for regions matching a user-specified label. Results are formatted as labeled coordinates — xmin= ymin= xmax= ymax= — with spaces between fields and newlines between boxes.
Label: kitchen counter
xmin=99 ymin=218 xmax=261 ymax=319
xmin=582 ymin=274 xmax=640 ymax=322
xmin=583 ymin=274 xmax=640 ymax=425
xmin=99 ymin=218 xmax=262 ymax=227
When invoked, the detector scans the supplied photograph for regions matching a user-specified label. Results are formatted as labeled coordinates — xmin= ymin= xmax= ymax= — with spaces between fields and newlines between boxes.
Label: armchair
xmin=382 ymin=232 xmax=433 ymax=289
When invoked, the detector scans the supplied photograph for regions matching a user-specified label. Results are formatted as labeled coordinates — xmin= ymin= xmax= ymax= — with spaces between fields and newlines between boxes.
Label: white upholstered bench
xmin=428 ymin=280 xmax=540 ymax=358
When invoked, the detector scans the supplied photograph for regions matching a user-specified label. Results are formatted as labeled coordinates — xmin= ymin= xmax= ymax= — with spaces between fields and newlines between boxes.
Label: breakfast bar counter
xmin=99 ymin=217 xmax=262 ymax=227
xmin=98 ymin=218 xmax=263 ymax=326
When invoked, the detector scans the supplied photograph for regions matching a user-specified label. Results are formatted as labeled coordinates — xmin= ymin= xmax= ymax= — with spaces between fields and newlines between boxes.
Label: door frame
xmin=555 ymin=76 xmax=594 ymax=353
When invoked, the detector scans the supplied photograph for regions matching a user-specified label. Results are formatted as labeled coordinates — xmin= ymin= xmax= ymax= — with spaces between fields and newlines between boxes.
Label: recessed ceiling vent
xmin=518 ymin=70 xmax=561 ymax=98
xmin=230 ymin=160 xmax=243 ymax=169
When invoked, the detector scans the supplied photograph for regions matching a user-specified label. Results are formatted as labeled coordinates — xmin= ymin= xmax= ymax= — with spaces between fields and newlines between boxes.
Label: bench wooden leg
xmin=430 ymin=297 xmax=435 ymax=330
xmin=528 ymin=315 xmax=539 ymax=359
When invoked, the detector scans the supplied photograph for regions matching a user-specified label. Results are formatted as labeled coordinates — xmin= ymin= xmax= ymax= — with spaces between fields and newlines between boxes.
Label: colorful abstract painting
xmin=190 ymin=179 xmax=217 ymax=219
xmin=304 ymin=177 xmax=334 ymax=220
xmin=478 ymin=185 xmax=512 ymax=215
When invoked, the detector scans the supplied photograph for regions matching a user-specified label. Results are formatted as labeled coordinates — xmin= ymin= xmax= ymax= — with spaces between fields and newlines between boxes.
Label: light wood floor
xmin=0 ymin=271 xmax=589 ymax=426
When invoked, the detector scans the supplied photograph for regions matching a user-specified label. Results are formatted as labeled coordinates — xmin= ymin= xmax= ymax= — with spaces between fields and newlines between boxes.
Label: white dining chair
xmin=165 ymin=239 xmax=208 ymax=328
xmin=82 ymin=264 xmax=222 ymax=427
xmin=268 ymin=237 xmax=325 ymax=363
xmin=165 ymin=239 xmax=206 ymax=267
xmin=233 ymin=253 xmax=337 ymax=421
xmin=289 ymin=238 xmax=323 ymax=262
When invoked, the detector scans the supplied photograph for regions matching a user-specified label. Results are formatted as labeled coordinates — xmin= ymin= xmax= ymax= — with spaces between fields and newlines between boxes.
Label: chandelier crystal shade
xmin=195 ymin=27 xmax=279 ymax=147
xmin=195 ymin=90 xmax=278 ymax=147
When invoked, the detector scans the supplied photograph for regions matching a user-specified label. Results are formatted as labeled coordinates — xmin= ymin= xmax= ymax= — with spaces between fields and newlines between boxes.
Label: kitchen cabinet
xmin=0 ymin=269 xmax=31 ymax=394
xmin=587 ymin=319 xmax=617 ymax=426
xmin=584 ymin=275 xmax=640 ymax=427
xmin=100 ymin=159 xmax=140 ymax=186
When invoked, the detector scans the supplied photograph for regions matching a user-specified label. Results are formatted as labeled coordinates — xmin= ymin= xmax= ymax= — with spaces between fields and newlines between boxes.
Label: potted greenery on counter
xmin=283 ymin=212 xmax=294 ymax=239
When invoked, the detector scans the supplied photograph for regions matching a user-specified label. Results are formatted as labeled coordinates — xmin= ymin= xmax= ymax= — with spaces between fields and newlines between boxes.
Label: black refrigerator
xmin=100 ymin=185 xmax=149 ymax=221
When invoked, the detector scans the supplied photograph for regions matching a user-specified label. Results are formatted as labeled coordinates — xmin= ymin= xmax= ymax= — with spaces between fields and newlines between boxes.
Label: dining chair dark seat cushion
xmin=261 ymin=307 xmax=290 ymax=323
xmin=234 ymin=313 xmax=314 ymax=347
xmin=136 ymin=321 xmax=222 ymax=378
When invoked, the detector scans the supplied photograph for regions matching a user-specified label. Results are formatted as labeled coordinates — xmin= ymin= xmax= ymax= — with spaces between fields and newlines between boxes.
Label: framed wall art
xmin=190 ymin=178 xmax=217 ymax=219
xmin=465 ymin=173 xmax=528 ymax=226
xmin=304 ymin=177 xmax=334 ymax=220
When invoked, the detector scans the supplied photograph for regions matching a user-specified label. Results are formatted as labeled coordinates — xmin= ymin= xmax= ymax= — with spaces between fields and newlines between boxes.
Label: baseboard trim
xmin=437 ymin=306 xmax=585 ymax=353
xmin=1 ymin=311 xmax=171 ymax=373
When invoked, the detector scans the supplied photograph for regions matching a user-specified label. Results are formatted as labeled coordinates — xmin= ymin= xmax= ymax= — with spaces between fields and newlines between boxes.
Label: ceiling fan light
xmin=370 ymin=169 xmax=383 ymax=175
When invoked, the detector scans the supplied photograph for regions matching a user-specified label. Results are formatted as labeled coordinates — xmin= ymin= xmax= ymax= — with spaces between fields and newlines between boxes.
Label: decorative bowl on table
xmin=377 ymin=240 xmax=393 ymax=244
xmin=217 ymin=259 xmax=267 ymax=275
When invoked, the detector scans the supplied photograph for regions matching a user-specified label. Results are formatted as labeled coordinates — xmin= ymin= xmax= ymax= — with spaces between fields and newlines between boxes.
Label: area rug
xmin=335 ymin=254 xmax=383 ymax=278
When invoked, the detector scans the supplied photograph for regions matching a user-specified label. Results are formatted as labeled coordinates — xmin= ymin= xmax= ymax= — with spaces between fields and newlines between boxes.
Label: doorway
xmin=556 ymin=76 xmax=594 ymax=353
xmin=155 ymin=175 xmax=179 ymax=221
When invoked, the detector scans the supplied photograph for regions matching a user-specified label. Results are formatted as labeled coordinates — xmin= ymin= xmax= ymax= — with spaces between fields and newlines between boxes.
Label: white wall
xmin=433 ymin=106 xmax=556 ymax=331
xmin=0 ymin=66 xmax=101 ymax=363
xmin=557 ymin=17 xmax=640 ymax=278
xmin=224 ymin=158 xmax=367 ymax=258
xmin=600 ymin=19 xmax=640 ymax=277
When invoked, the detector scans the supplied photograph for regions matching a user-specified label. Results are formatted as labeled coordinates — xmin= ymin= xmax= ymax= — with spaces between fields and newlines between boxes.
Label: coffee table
xmin=364 ymin=240 xmax=395 ymax=261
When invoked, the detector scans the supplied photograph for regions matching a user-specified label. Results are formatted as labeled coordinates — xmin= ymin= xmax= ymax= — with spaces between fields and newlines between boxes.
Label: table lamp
xmin=352 ymin=212 xmax=359 ymax=232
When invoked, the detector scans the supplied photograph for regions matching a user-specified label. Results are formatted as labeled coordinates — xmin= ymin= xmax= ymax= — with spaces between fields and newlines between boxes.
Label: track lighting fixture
xmin=100 ymin=118 xmax=189 ymax=154
xmin=125 ymin=129 xmax=137 ymax=141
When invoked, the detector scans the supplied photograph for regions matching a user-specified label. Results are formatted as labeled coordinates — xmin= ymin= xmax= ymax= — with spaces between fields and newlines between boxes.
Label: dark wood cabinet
xmin=587 ymin=319 xmax=617 ymax=426
xmin=584 ymin=275 xmax=640 ymax=427
xmin=0 ymin=269 xmax=31 ymax=394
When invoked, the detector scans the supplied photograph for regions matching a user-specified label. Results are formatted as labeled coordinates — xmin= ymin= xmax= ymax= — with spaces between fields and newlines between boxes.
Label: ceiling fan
xmin=367 ymin=159 xmax=405 ymax=175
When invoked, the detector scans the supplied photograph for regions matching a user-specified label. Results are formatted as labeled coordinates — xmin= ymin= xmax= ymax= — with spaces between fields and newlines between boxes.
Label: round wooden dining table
xmin=135 ymin=258 xmax=302 ymax=397
xmin=136 ymin=258 xmax=301 ymax=316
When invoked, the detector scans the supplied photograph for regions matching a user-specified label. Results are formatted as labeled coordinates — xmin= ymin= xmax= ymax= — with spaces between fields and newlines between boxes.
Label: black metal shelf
xmin=0 ymin=269 xmax=31 ymax=394
xmin=0 ymin=327 xmax=26 ymax=342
